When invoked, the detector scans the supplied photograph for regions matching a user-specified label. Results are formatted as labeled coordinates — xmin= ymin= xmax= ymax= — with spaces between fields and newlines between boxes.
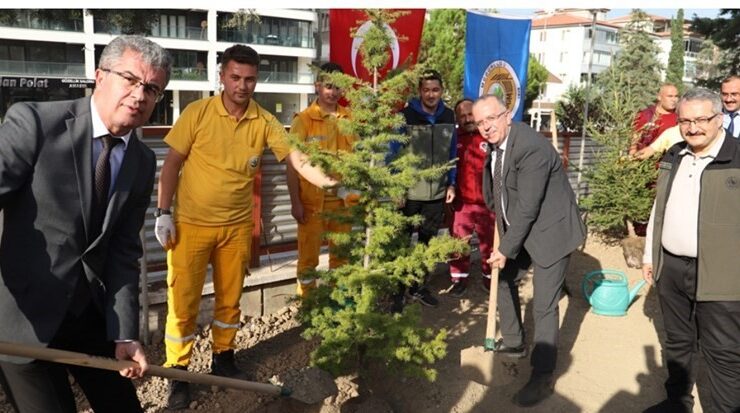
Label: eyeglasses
xmin=677 ymin=113 xmax=719 ymax=128
xmin=475 ymin=110 xmax=509 ymax=128
xmin=101 ymin=68 xmax=165 ymax=103
xmin=721 ymin=92 xmax=739 ymax=99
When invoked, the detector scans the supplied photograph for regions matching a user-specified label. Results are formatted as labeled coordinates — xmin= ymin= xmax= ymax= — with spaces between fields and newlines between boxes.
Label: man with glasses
xmin=721 ymin=75 xmax=740 ymax=138
xmin=473 ymin=94 xmax=585 ymax=407
xmin=642 ymin=88 xmax=740 ymax=413
xmin=387 ymin=69 xmax=457 ymax=310
xmin=155 ymin=45 xmax=344 ymax=410
xmin=0 ymin=35 xmax=171 ymax=412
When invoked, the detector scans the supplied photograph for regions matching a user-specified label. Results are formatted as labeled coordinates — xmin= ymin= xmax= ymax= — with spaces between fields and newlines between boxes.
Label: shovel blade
xmin=280 ymin=366 xmax=338 ymax=404
xmin=460 ymin=346 xmax=519 ymax=386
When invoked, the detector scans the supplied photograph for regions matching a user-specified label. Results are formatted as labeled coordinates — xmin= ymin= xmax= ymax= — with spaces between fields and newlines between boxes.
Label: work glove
xmin=155 ymin=214 xmax=176 ymax=250
xmin=337 ymin=186 xmax=361 ymax=207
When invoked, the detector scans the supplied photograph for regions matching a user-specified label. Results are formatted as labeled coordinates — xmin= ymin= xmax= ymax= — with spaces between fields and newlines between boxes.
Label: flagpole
xmin=575 ymin=9 xmax=605 ymax=202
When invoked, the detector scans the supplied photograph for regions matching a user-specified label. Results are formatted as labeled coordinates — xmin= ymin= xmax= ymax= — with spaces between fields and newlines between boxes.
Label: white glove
xmin=155 ymin=214 xmax=176 ymax=250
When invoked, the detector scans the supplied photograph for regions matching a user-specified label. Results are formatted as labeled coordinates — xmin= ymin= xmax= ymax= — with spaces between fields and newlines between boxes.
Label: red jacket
xmin=633 ymin=105 xmax=678 ymax=151
xmin=455 ymin=129 xmax=489 ymax=205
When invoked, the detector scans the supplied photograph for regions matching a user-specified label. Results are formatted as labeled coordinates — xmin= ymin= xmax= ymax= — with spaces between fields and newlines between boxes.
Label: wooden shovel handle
xmin=485 ymin=226 xmax=501 ymax=342
xmin=0 ymin=341 xmax=287 ymax=397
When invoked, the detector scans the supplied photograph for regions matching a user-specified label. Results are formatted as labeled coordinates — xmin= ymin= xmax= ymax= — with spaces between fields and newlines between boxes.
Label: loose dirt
xmin=0 ymin=235 xmax=708 ymax=412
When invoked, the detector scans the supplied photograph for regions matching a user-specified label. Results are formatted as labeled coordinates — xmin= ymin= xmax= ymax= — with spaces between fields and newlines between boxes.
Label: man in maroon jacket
xmin=447 ymin=98 xmax=496 ymax=297
xmin=629 ymin=83 xmax=679 ymax=155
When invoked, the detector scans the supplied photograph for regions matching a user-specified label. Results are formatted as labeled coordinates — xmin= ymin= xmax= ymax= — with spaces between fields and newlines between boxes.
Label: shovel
xmin=0 ymin=341 xmax=336 ymax=404
xmin=459 ymin=229 xmax=518 ymax=386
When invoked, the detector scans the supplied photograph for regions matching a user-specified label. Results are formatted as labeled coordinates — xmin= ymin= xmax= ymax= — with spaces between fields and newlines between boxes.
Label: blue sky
xmin=499 ymin=8 xmax=722 ymax=20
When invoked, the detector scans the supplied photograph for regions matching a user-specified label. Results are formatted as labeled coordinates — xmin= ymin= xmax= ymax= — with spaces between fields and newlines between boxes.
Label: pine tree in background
xmin=666 ymin=9 xmax=685 ymax=92
xmin=596 ymin=9 xmax=663 ymax=111
xmin=419 ymin=9 xmax=466 ymax=104
xmin=692 ymin=9 xmax=740 ymax=89
xmin=524 ymin=56 xmax=549 ymax=113
xmin=296 ymin=9 xmax=467 ymax=381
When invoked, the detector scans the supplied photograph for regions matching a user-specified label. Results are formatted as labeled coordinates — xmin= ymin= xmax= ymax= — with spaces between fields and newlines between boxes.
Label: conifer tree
xmin=419 ymin=9 xmax=466 ymax=104
xmin=596 ymin=9 xmax=663 ymax=111
xmin=666 ymin=9 xmax=685 ymax=91
xmin=296 ymin=9 xmax=467 ymax=381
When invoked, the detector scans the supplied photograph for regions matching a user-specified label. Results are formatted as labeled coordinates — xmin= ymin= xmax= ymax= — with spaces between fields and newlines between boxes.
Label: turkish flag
xmin=329 ymin=9 xmax=426 ymax=83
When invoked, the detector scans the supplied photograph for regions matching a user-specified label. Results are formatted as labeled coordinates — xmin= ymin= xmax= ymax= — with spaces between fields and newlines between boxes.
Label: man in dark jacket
xmin=642 ymin=88 xmax=740 ymax=413
xmin=474 ymin=94 xmax=586 ymax=407
xmin=388 ymin=70 xmax=457 ymax=309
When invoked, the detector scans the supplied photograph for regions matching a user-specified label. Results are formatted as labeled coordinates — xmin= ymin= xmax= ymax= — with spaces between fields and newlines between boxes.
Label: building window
xmin=217 ymin=13 xmax=313 ymax=48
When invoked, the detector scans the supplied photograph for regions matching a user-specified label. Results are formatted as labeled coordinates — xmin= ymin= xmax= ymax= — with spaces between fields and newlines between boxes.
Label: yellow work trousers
xmin=296 ymin=198 xmax=351 ymax=297
xmin=164 ymin=221 xmax=252 ymax=367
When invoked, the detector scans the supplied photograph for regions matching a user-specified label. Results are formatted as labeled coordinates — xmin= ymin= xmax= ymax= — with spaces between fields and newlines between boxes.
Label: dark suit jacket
xmin=0 ymin=97 xmax=155 ymax=359
xmin=483 ymin=122 xmax=586 ymax=268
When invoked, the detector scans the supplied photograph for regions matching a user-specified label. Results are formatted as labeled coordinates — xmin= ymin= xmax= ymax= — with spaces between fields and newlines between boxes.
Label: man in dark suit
xmin=0 ymin=35 xmax=171 ymax=412
xmin=473 ymin=95 xmax=586 ymax=407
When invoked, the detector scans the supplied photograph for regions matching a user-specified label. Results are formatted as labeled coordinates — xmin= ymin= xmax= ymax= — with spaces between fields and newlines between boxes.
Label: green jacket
xmin=651 ymin=135 xmax=740 ymax=301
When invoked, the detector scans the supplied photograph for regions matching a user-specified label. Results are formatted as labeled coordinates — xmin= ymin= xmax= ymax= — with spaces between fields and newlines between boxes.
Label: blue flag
xmin=464 ymin=11 xmax=531 ymax=121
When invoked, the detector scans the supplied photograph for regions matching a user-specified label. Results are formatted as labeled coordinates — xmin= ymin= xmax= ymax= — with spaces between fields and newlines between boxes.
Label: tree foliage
xmin=691 ymin=9 xmax=740 ymax=88
xmin=554 ymin=84 xmax=602 ymax=134
xmin=581 ymin=74 xmax=658 ymax=237
xmin=297 ymin=9 xmax=466 ymax=381
xmin=419 ymin=9 xmax=466 ymax=104
xmin=87 ymin=9 xmax=160 ymax=35
xmin=666 ymin=9 xmax=685 ymax=91
xmin=595 ymin=9 xmax=663 ymax=111
xmin=524 ymin=56 xmax=549 ymax=113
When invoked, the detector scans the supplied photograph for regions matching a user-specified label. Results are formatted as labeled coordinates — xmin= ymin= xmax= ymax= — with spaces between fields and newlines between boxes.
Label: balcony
xmin=0 ymin=11 xmax=83 ymax=32
xmin=171 ymin=66 xmax=207 ymax=81
xmin=217 ymin=29 xmax=314 ymax=48
xmin=259 ymin=71 xmax=313 ymax=84
xmin=0 ymin=59 xmax=85 ymax=77
xmin=150 ymin=25 xmax=208 ymax=41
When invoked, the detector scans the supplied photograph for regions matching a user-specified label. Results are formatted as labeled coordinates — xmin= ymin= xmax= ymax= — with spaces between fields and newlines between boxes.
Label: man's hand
xmin=337 ymin=187 xmax=361 ymax=207
xmin=445 ymin=186 xmax=456 ymax=204
xmin=291 ymin=201 xmax=306 ymax=224
xmin=487 ymin=249 xmax=507 ymax=270
xmin=633 ymin=147 xmax=656 ymax=161
xmin=642 ymin=263 xmax=654 ymax=286
xmin=154 ymin=215 xmax=176 ymax=250
xmin=115 ymin=341 xmax=149 ymax=379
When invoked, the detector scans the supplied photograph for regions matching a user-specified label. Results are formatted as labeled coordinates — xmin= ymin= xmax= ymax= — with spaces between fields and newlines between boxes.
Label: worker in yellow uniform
xmin=154 ymin=45 xmax=345 ymax=410
xmin=287 ymin=62 xmax=355 ymax=297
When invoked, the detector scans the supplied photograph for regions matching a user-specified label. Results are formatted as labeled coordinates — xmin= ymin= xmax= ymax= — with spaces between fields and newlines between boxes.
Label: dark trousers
xmin=400 ymin=198 xmax=445 ymax=293
xmin=0 ymin=303 xmax=143 ymax=413
xmin=657 ymin=251 xmax=740 ymax=413
xmin=498 ymin=248 xmax=569 ymax=376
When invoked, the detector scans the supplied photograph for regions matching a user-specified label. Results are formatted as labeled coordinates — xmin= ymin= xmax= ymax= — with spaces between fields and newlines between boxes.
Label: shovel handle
xmin=0 ymin=341 xmax=287 ymax=397
xmin=484 ymin=227 xmax=501 ymax=347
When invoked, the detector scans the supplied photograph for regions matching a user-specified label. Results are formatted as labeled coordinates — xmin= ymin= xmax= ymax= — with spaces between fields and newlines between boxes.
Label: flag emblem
xmin=479 ymin=60 xmax=521 ymax=116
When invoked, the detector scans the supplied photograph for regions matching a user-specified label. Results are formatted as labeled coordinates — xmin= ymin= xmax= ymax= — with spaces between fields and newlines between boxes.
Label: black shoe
xmin=408 ymin=287 xmax=439 ymax=307
xmin=514 ymin=373 xmax=553 ymax=407
xmin=448 ymin=281 xmax=467 ymax=298
xmin=492 ymin=338 xmax=528 ymax=358
xmin=167 ymin=366 xmax=191 ymax=410
xmin=642 ymin=399 xmax=692 ymax=413
xmin=211 ymin=350 xmax=248 ymax=380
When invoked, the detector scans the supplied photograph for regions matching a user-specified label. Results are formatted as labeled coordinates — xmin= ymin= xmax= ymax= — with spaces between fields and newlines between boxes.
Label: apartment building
xmin=529 ymin=9 xmax=704 ymax=105
xmin=0 ymin=8 xmax=319 ymax=125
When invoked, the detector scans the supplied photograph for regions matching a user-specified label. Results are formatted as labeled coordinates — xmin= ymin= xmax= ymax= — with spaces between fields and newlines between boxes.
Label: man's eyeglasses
xmin=677 ymin=113 xmax=719 ymax=128
xmin=101 ymin=68 xmax=164 ymax=103
xmin=475 ymin=110 xmax=509 ymax=128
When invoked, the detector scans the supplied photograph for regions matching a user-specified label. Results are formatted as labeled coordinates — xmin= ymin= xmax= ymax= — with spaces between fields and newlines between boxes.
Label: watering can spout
xmin=629 ymin=279 xmax=647 ymax=303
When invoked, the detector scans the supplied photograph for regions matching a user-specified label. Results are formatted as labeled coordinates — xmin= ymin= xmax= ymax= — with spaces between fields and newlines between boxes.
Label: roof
xmin=607 ymin=13 xmax=671 ymax=24
xmin=532 ymin=13 xmax=620 ymax=30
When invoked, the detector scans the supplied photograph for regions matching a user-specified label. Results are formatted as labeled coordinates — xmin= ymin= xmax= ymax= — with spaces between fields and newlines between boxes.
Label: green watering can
xmin=582 ymin=269 xmax=646 ymax=316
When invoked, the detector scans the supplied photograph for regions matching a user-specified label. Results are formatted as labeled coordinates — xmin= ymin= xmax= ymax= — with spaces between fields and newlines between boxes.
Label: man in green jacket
xmin=642 ymin=88 xmax=740 ymax=413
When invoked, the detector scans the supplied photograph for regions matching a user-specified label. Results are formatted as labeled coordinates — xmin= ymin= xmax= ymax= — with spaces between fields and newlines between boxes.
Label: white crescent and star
xmin=350 ymin=21 xmax=401 ymax=77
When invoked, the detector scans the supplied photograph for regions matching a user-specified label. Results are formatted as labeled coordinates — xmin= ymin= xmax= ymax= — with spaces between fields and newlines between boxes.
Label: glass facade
xmin=217 ymin=13 xmax=313 ymax=48
xmin=170 ymin=49 xmax=208 ymax=81
xmin=0 ymin=9 xmax=83 ymax=32
xmin=0 ymin=40 xmax=84 ymax=77
xmin=253 ymin=92 xmax=300 ymax=125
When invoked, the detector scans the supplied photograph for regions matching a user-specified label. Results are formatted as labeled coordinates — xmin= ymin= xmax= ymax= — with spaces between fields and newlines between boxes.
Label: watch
xmin=154 ymin=208 xmax=171 ymax=218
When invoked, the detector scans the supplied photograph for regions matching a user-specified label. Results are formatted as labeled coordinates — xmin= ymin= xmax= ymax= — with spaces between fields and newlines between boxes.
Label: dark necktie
xmin=91 ymin=135 xmax=122 ymax=238
xmin=492 ymin=146 xmax=505 ymax=234
xmin=728 ymin=112 xmax=737 ymax=137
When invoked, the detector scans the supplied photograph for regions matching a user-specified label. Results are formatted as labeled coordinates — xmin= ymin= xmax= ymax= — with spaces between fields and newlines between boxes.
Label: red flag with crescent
xmin=329 ymin=9 xmax=426 ymax=83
